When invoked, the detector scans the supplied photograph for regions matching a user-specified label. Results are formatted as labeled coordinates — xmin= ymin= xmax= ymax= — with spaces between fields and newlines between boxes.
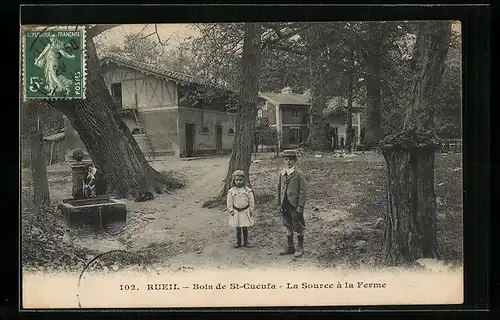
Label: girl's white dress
xmin=226 ymin=186 xmax=255 ymax=228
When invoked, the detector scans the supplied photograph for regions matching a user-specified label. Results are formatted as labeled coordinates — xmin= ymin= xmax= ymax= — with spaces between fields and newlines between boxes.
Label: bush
xmin=254 ymin=122 xmax=279 ymax=149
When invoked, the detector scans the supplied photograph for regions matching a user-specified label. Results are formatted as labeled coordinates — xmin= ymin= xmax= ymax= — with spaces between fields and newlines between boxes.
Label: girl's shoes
xmin=235 ymin=227 xmax=242 ymax=248
xmin=234 ymin=227 xmax=251 ymax=248
xmin=242 ymin=227 xmax=249 ymax=247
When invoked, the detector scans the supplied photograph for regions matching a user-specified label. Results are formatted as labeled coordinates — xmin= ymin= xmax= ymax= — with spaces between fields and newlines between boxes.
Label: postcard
xmin=20 ymin=21 xmax=463 ymax=309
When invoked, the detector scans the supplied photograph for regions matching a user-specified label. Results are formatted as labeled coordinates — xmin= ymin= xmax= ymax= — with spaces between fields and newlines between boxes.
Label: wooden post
xmin=71 ymin=161 xmax=86 ymax=199
xmin=49 ymin=140 xmax=55 ymax=166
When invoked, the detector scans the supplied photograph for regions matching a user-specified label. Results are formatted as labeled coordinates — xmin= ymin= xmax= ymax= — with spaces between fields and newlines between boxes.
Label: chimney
xmin=281 ymin=86 xmax=292 ymax=95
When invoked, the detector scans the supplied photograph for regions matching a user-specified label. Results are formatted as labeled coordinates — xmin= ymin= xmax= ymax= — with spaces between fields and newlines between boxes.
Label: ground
xmin=21 ymin=151 xmax=463 ymax=274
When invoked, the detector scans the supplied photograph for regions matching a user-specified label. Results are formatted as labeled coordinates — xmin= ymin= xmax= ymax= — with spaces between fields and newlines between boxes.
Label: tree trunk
xmin=29 ymin=117 xmax=50 ymax=208
xmin=360 ymin=22 xmax=385 ymax=148
xmin=306 ymin=93 xmax=328 ymax=151
xmin=219 ymin=23 xmax=262 ymax=198
xmin=305 ymin=37 xmax=328 ymax=151
xmin=363 ymin=55 xmax=383 ymax=148
xmin=381 ymin=147 xmax=439 ymax=264
xmin=379 ymin=21 xmax=452 ymax=264
xmin=52 ymin=28 xmax=180 ymax=199
xmin=345 ymin=50 xmax=355 ymax=153
xmin=404 ymin=23 xmax=453 ymax=131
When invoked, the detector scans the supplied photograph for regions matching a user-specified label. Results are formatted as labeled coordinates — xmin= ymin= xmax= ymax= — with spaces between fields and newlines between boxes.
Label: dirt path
xmin=26 ymin=152 xmax=463 ymax=273
xmin=67 ymin=155 xmax=351 ymax=272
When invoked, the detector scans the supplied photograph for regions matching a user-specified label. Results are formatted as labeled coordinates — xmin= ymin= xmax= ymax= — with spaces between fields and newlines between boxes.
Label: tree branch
xmin=88 ymin=24 xmax=121 ymax=39
xmin=261 ymin=24 xmax=312 ymax=52
xmin=269 ymin=44 xmax=308 ymax=56
xmin=154 ymin=24 xmax=169 ymax=46
xmin=262 ymin=22 xmax=284 ymax=38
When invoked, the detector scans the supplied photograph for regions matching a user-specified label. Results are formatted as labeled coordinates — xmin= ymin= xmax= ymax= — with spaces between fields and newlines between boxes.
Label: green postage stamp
xmin=22 ymin=26 xmax=86 ymax=100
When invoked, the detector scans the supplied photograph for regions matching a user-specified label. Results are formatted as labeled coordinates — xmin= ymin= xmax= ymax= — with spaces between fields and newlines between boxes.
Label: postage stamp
xmin=21 ymin=26 xmax=86 ymax=100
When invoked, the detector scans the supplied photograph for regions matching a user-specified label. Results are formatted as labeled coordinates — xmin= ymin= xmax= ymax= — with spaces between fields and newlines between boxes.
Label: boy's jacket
xmin=276 ymin=168 xmax=307 ymax=210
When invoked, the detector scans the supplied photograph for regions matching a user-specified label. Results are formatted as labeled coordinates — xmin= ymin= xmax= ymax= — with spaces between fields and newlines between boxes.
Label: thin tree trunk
xmin=346 ymin=49 xmax=355 ymax=153
xmin=29 ymin=117 xmax=50 ymax=208
xmin=219 ymin=23 xmax=262 ymax=198
xmin=305 ymin=30 xmax=328 ymax=151
xmin=306 ymin=92 xmax=328 ymax=151
xmin=380 ymin=21 xmax=452 ymax=264
xmin=51 ymin=28 xmax=181 ymax=199
xmin=363 ymin=55 xmax=383 ymax=148
xmin=361 ymin=22 xmax=385 ymax=148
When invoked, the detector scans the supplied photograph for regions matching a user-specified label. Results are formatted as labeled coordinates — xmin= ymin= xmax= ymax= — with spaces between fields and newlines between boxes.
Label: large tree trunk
xmin=27 ymin=111 xmax=51 ymax=208
xmin=219 ymin=23 xmax=262 ymax=198
xmin=379 ymin=21 xmax=452 ymax=264
xmin=52 ymin=27 xmax=180 ymax=199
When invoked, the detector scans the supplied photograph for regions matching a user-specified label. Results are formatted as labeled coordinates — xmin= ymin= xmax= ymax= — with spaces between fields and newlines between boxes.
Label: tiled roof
xmin=323 ymin=97 xmax=364 ymax=116
xmin=259 ymin=92 xmax=310 ymax=106
xmin=100 ymin=55 xmax=235 ymax=93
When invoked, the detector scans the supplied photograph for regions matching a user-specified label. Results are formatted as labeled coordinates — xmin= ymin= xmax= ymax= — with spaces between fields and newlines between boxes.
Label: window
xmin=291 ymin=108 xmax=298 ymax=118
xmin=131 ymin=128 xmax=144 ymax=135
xmin=111 ymin=83 xmax=122 ymax=105
xmin=201 ymin=126 xmax=210 ymax=135
xmin=228 ymin=128 xmax=235 ymax=135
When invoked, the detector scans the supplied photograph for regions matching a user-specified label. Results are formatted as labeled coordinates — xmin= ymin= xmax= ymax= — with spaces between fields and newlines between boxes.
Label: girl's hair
xmin=230 ymin=170 xmax=247 ymax=188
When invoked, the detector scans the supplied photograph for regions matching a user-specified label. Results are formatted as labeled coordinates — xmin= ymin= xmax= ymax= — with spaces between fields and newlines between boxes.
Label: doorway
xmin=185 ymin=123 xmax=195 ymax=157
xmin=216 ymin=124 xmax=223 ymax=154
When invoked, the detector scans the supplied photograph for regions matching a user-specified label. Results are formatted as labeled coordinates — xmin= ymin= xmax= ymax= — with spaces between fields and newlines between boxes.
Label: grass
xmin=249 ymin=151 xmax=463 ymax=268
xmin=21 ymin=151 xmax=463 ymax=271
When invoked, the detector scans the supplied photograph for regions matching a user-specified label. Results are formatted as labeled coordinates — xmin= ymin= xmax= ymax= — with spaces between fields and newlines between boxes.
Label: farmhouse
xmin=323 ymin=97 xmax=365 ymax=149
xmin=258 ymin=87 xmax=365 ymax=150
xmin=65 ymin=55 xmax=237 ymax=158
xmin=258 ymin=87 xmax=309 ymax=150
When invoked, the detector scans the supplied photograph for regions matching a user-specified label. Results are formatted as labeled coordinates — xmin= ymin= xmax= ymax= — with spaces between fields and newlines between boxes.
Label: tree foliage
xmin=254 ymin=119 xmax=278 ymax=148
xmin=100 ymin=22 xmax=461 ymax=143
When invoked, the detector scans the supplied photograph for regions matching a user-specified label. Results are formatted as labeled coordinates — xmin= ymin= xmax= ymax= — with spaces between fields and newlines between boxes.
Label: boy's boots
xmin=235 ymin=227 xmax=242 ymax=248
xmin=242 ymin=227 xmax=249 ymax=247
xmin=279 ymin=235 xmax=295 ymax=255
xmin=294 ymin=235 xmax=304 ymax=257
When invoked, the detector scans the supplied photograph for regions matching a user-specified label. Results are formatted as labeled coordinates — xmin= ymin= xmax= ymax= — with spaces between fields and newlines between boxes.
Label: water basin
xmin=61 ymin=196 xmax=127 ymax=228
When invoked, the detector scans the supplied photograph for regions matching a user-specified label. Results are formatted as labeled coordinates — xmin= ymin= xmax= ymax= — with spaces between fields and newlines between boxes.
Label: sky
xmin=95 ymin=24 xmax=201 ymax=51
xmin=93 ymin=21 xmax=461 ymax=56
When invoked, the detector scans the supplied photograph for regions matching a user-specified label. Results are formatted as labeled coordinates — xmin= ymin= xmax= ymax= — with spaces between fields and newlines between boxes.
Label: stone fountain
xmin=60 ymin=149 xmax=127 ymax=228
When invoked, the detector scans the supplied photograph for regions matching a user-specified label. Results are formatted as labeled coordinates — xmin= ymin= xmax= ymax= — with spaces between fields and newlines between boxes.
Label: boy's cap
xmin=281 ymin=149 xmax=298 ymax=158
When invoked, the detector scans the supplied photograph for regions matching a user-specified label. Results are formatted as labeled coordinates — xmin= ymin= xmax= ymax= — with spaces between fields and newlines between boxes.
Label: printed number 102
xmin=120 ymin=284 xmax=137 ymax=291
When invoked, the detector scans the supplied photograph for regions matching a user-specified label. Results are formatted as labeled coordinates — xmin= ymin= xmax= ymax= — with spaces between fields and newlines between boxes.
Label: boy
xmin=83 ymin=163 xmax=97 ymax=198
xmin=276 ymin=149 xmax=307 ymax=257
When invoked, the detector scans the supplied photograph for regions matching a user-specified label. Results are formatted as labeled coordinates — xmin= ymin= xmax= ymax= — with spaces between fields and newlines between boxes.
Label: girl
xmin=226 ymin=170 xmax=255 ymax=248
